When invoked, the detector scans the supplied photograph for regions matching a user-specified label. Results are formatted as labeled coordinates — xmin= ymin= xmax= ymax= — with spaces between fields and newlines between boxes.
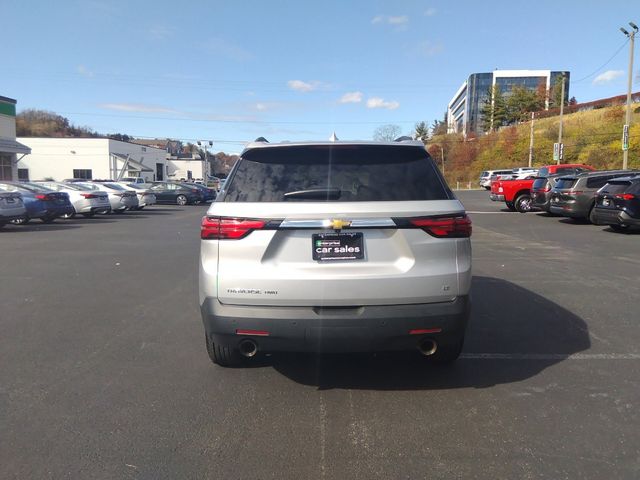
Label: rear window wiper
xmin=283 ymin=188 xmax=341 ymax=200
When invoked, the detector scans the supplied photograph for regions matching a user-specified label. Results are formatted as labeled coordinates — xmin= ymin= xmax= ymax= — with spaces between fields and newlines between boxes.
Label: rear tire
xmin=428 ymin=337 xmax=464 ymax=365
xmin=514 ymin=194 xmax=532 ymax=213
xmin=11 ymin=217 xmax=30 ymax=225
xmin=176 ymin=195 xmax=188 ymax=206
xmin=41 ymin=216 xmax=57 ymax=224
xmin=61 ymin=212 xmax=76 ymax=219
xmin=588 ymin=205 xmax=597 ymax=224
xmin=205 ymin=334 xmax=242 ymax=367
xmin=506 ymin=202 xmax=516 ymax=211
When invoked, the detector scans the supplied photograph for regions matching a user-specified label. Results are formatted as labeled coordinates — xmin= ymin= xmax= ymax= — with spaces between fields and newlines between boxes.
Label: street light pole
xmin=528 ymin=111 xmax=535 ymax=168
xmin=621 ymin=22 xmax=637 ymax=170
xmin=557 ymin=73 xmax=566 ymax=165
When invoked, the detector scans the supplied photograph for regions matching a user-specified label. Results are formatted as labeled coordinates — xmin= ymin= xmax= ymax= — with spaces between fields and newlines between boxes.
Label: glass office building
xmin=447 ymin=70 xmax=570 ymax=136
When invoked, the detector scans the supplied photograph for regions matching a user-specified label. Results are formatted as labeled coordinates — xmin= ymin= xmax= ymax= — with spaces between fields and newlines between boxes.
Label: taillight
xmin=201 ymin=217 xmax=266 ymax=240
xmin=615 ymin=193 xmax=635 ymax=200
xmin=35 ymin=194 xmax=49 ymax=200
xmin=540 ymin=187 xmax=550 ymax=193
xmin=81 ymin=193 xmax=97 ymax=199
xmin=409 ymin=215 xmax=472 ymax=238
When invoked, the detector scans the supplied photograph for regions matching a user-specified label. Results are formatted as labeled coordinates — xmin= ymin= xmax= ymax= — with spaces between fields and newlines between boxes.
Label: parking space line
xmin=461 ymin=353 xmax=640 ymax=360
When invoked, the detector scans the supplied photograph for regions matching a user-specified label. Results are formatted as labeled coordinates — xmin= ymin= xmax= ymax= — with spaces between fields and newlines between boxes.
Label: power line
xmin=572 ymin=38 xmax=630 ymax=83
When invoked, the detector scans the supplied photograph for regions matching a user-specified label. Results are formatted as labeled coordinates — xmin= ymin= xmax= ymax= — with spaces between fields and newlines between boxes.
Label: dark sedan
xmin=592 ymin=176 xmax=640 ymax=231
xmin=0 ymin=182 xmax=74 ymax=224
xmin=149 ymin=182 xmax=203 ymax=205
xmin=183 ymin=182 xmax=217 ymax=203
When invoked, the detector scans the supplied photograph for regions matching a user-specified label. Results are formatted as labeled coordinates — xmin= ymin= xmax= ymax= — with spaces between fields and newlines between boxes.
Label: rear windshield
xmin=601 ymin=181 xmax=631 ymax=194
xmin=223 ymin=145 xmax=452 ymax=202
xmin=555 ymin=178 xmax=577 ymax=189
xmin=538 ymin=167 xmax=549 ymax=177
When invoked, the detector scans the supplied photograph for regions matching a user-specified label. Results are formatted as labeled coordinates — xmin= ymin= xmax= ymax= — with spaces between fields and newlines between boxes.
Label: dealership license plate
xmin=312 ymin=232 xmax=364 ymax=261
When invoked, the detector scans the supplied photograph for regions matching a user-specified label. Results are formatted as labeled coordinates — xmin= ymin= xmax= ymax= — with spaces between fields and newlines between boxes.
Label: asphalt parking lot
xmin=1 ymin=193 xmax=639 ymax=479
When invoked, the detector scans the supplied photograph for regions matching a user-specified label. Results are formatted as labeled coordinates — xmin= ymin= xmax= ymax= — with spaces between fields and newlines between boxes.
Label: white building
xmin=0 ymin=95 xmax=31 ymax=181
xmin=16 ymin=137 xmax=168 ymax=182
xmin=447 ymin=70 xmax=570 ymax=136
xmin=167 ymin=156 xmax=208 ymax=181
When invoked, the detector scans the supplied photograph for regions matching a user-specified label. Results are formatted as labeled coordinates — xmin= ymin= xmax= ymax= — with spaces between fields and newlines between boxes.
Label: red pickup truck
xmin=490 ymin=164 xmax=595 ymax=212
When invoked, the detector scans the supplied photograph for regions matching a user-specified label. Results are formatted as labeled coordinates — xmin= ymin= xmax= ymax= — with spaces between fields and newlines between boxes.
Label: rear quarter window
xmin=601 ymin=181 xmax=631 ymax=194
xmin=223 ymin=145 xmax=453 ymax=202
xmin=555 ymin=178 xmax=577 ymax=189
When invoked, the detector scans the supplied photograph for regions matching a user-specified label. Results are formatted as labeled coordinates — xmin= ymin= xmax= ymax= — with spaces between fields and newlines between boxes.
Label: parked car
xmin=531 ymin=174 xmax=566 ymax=213
xmin=113 ymin=182 xmax=157 ymax=210
xmin=149 ymin=182 xmax=203 ymax=205
xmin=0 ymin=191 xmax=27 ymax=228
xmin=549 ymin=170 xmax=638 ymax=222
xmin=592 ymin=175 xmax=640 ymax=231
xmin=184 ymin=182 xmax=217 ymax=202
xmin=490 ymin=164 xmax=595 ymax=212
xmin=200 ymin=138 xmax=472 ymax=367
xmin=35 ymin=181 xmax=111 ymax=217
xmin=0 ymin=181 xmax=73 ymax=224
xmin=119 ymin=177 xmax=146 ymax=184
xmin=73 ymin=182 xmax=138 ymax=213
xmin=479 ymin=169 xmax=514 ymax=189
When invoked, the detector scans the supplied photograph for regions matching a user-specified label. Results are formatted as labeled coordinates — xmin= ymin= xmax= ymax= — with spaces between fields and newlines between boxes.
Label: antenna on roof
xmin=254 ymin=137 xmax=269 ymax=143
xmin=329 ymin=132 xmax=339 ymax=142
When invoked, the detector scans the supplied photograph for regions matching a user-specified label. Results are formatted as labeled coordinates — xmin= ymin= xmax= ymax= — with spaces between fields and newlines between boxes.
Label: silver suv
xmin=199 ymin=139 xmax=472 ymax=366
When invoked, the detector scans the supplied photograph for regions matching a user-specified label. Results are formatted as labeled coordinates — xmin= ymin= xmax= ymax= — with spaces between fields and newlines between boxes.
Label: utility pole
xmin=620 ymin=22 xmax=637 ymax=170
xmin=440 ymin=145 xmax=445 ymax=176
xmin=557 ymin=73 xmax=566 ymax=165
xmin=528 ymin=111 xmax=535 ymax=168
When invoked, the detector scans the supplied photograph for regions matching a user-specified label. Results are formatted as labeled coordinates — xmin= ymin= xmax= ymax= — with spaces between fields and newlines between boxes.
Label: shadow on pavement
xmin=267 ymin=276 xmax=591 ymax=390
xmin=0 ymin=223 xmax=82 ymax=232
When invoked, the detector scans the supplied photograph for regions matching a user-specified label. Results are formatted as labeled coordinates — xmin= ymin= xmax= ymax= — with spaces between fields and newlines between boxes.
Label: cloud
xmin=416 ymin=40 xmax=444 ymax=57
xmin=593 ymin=70 xmax=624 ymax=85
xmin=203 ymin=38 xmax=253 ymax=62
xmin=287 ymin=80 xmax=329 ymax=93
xmin=366 ymin=97 xmax=400 ymax=110
xmin=424 ymin=8 xmax=437 ymax=16
xmin=77 ymin=65 xmax=94 ymax=78
xmin=339 ymin=91 xmax=364 ymax=104
xmin=99 ymin=103 xmax=179 ymax=114
xmin=371 ymin=15 xmax=409 ymax=30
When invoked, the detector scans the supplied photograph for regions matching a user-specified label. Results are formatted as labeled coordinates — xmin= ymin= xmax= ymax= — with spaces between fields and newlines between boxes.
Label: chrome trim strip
xmin=280 ymin=218 xmax=396 ymax=229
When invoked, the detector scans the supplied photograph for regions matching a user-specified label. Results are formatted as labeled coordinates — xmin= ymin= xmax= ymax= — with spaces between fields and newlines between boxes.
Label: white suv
xmin=199 ymin=139 xmax=472 ymax=366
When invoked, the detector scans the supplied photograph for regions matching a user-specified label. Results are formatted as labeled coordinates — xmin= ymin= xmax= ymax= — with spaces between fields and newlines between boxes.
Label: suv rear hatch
xmin=203 ymin=144 xmax=470 ymax=307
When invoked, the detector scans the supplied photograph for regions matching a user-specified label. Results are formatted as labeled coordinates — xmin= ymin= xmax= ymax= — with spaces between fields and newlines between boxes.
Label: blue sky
xmin=4 ymin=0 xmax=639 ymax=153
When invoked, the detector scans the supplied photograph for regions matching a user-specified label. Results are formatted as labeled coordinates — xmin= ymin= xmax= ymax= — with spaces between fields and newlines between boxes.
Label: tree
xmin=431 ymin=117 xmax=447 ymax=136
xmin=506 ymin=86 xmax=545 ymax=124
xmin=549 ymin=76 xmax=569 ymax=109
xmin=17 ymin=109 xmax=101 ymax=138
xmin=373 ymin=124 xmax=401 ymax=141
xmin=413 ymin=121 xmax=430 ymax=143
xmin=480 ymin=85 xmax=508 ymax=132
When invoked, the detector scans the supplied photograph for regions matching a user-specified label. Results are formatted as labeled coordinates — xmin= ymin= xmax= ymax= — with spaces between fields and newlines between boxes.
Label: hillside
xmin=428 ymin=104 xmax=640 ymax=184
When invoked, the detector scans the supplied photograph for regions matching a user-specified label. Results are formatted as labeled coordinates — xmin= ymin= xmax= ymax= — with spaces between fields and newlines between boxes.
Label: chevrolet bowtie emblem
xmin=329 ymin=219 xmax=352 ymax=230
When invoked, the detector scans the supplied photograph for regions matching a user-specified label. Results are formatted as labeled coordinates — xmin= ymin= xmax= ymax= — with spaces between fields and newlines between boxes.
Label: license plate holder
xmin=312 ymin=232 xmax=364 ymax=262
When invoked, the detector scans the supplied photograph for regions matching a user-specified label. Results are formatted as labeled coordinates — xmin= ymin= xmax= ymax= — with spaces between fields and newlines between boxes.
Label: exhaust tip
xmin=418 ymin=338 xmax=438 ymax=356
xmin=238 ymin=339 xmax=258 ymax=358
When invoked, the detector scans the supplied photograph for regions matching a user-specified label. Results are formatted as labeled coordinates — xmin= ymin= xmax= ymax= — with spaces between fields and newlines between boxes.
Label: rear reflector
xmin=409 ymin=328 xmax=442 ymax=335
xmin=201 ymin=216 xmax=266 ymax=240
xmin=236 ymin=329 xmax=270 ymax=336
xmin=410 ymin=215 xmax=472 ymax=238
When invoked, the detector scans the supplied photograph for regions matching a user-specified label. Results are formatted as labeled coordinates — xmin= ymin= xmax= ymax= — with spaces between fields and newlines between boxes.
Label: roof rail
xmin=254 ymin=136 xmax=269 ymax=143
xmin=394 ymin=136 xmax=414 ymax=142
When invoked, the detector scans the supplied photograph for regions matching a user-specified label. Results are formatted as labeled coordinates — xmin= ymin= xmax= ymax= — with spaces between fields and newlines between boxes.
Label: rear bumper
xmin=201 ymin=296 xmax=471 ymax=353
xmin=593 ymin=208 xmax=640 ymax=226
xmin=489 ymin=194 xmax=505 ymax=202
xmin=549 ymin=202 xmax=586 ymax=218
